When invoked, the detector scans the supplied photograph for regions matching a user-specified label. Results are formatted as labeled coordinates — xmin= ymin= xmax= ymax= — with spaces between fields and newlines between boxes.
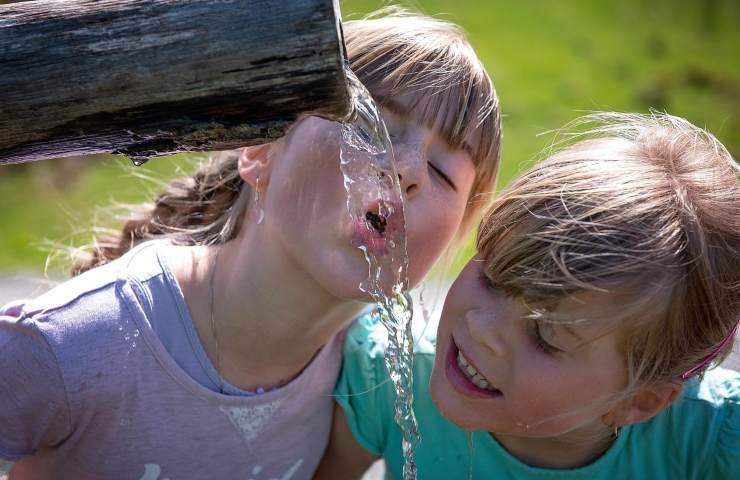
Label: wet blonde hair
xmin=477 ymin=112 xmax=740 ymax=389
xmin=72 ymin=8 xmax=501 ymax=275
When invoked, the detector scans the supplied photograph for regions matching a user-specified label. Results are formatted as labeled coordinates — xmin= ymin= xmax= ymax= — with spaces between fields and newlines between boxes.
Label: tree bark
xmin=0 ymin=0 xmax=351 ymax=165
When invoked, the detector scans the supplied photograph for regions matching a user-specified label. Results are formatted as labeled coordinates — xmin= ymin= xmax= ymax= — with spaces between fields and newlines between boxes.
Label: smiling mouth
xmin=456 ymin=350 xmax=499 ymax=391
xmin=446 ymin=339 xmax=503 ymax=398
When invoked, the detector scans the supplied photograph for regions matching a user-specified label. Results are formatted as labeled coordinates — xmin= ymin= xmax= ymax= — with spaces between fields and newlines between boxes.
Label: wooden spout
xmin=0 ymin=0 xmax=352 ymax=165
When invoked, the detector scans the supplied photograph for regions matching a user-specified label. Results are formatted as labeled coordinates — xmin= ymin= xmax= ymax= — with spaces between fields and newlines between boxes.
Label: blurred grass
xmin=1 ymin=0 xmax=738 ymax=273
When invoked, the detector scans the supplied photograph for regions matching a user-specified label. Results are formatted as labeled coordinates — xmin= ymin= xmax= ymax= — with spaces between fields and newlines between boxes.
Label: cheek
xmin=270 ymin=145 xmax=345 ymax=215
xmin=506 ymin=362 xmax=617 ymax=432
xmin=404 ymin=203 xmax=463 ymax=283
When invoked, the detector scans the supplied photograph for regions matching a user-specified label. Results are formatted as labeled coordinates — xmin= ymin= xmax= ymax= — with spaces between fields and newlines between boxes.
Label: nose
xmin=466 ymin=310 xmax=508 ymax=357
xmin=393 ymin=139 xmax=428 ymax=198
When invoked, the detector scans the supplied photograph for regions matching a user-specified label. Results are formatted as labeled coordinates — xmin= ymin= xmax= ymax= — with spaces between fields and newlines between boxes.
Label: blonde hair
xmin=477 ymin=112 xmax=740 ymax=389
xmin=72 ymin=9 xmax=501 ymax=275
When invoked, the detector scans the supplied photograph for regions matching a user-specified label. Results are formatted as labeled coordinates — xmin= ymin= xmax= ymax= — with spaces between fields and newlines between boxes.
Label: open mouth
xmin=350 ymin=200 xmax=399 ymax=256
xmin=365 ymin=210 xmax=387 ymax=235
xmin=446 ymin=338 xmax=503 ymax=398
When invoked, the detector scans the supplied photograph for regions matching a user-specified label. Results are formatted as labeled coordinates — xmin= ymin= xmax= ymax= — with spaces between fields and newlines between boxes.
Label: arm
xmin=314 ymin=402 xmax=379 ymax=479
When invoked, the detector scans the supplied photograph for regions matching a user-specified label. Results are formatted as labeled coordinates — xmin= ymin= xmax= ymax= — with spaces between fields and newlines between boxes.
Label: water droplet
xmin=130 ymin=156 xmax=150 ymax=166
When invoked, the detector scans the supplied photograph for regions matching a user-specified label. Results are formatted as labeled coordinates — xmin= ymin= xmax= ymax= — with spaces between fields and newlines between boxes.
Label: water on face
xmin=339 ymin=66 xmax=419 ymax=480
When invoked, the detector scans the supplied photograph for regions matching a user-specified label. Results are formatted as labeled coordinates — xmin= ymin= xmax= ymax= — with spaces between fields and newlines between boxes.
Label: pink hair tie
xmin=681 ymin=320 xmax=739 ymax=381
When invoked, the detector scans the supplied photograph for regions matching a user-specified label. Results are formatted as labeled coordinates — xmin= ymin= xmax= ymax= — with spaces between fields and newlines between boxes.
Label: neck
xmin=178 ymin=233 xmax=365 ymax=392
xmin=493 ymin=425 xmax=617 ymax=470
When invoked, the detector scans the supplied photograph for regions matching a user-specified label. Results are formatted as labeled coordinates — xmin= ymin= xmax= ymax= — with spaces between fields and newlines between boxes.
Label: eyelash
xmin=385 ymin=120 xmax=456 ymax=191
xmin=428 ymin=162 xmax=456 ymax=190
xmin=478 ymin=269 xmax=562 ymax=355
xmin=530 ymin=320 xmax=561 ymax=355
xmin=478 ymin=272 xmax=561 ymax=355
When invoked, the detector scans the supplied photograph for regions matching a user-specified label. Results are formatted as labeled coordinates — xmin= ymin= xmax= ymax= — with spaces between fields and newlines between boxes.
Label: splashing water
xmin=339 ymin=66 xmax=419 ymax=480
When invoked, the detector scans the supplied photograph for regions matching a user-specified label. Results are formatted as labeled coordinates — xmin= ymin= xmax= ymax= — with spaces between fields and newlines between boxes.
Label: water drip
xmin=467 ymin=431 xmax=476 ymax=480
xmin=129 ymin=155 xmax=150 ymax=166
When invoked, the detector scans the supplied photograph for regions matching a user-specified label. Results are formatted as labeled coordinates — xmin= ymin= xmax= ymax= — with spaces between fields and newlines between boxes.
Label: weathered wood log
xmin=0 ymin=0 xmax=351 ymax=165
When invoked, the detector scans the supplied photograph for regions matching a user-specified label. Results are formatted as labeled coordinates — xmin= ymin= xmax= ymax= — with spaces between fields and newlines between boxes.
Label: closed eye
xmin=530 ymin=320 xmax=564 ymax=355
xmin=429 ymin=162 xmax=456 ymax=190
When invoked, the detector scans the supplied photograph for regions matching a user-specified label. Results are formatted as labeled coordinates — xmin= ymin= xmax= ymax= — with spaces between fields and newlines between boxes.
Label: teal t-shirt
xmin=334 ymin=315 xmax=740 ymax=479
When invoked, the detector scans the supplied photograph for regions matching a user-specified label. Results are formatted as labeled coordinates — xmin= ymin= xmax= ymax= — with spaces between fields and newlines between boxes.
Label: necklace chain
xmin=209 ymin=245 xmax=224 ymax=393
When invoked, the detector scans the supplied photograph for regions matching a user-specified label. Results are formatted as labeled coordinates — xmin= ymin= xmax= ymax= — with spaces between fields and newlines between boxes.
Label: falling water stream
xmin=338 ymin=66 xmax=420 ymax=480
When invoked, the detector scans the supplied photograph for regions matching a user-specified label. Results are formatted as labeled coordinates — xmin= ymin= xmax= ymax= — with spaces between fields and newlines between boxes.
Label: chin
xmin=343 ymin=268 xmax=408 ymax=300
xmin=430 ymin=390 xmax=484 ymax=432
xmin=318 ymin=275 xmax=371 ymax=302
xmin=429 ymin=367 xmax=475 ymax=430
xmin=306 ymin=251 xmax=369 ymax=297
xmin=309 ymin=244 xmax=418 ymax=304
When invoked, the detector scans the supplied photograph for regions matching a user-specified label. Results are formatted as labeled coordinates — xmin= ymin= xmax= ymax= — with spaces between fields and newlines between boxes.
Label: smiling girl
xmin=320 ymin=112 xmax=739 ymax=479
xmin=0 ymin=11 xmax=501 ymax=479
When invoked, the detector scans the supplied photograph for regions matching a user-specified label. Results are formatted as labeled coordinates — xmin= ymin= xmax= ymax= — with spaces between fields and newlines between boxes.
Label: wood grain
xmin=0 ymin=0 xmax=351 ymax=164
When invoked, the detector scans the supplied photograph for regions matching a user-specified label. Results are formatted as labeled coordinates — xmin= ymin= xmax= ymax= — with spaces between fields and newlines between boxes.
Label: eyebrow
xmin=380 ymin=98 xmax=475 ymax=157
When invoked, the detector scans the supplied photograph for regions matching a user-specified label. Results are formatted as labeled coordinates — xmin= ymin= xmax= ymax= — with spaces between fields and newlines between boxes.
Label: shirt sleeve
xmin=0 ymin=308 xmax=72 ymax=461
xmin=700 ymin=369 xmax=740 ymax=478
xmin=333 ymin=314 xmax=394 ymax=456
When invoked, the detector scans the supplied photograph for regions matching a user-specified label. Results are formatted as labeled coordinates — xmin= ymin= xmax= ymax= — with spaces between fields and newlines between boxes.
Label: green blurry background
xmin=1 ymin=0 xmax=738 ymax=274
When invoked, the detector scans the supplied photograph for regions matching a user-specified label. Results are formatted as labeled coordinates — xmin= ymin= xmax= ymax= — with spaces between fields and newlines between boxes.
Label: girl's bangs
xmin=372 ymin=66 xmax=498 ymax=173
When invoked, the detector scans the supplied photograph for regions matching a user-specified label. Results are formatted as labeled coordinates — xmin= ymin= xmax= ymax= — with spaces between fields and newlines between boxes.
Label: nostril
xmin=405 ymin=183 xmax=418 ymax=196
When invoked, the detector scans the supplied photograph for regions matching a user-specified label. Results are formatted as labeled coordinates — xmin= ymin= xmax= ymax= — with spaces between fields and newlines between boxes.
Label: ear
xmin=604 ymin=382 xmax=683 ymax=428
xmin=237 ymin=143 xmax=274 ymax=188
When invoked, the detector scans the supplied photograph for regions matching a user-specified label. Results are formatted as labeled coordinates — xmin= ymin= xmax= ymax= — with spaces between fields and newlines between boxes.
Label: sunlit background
xmin=1 ymin=0 xmax=738 ymax=277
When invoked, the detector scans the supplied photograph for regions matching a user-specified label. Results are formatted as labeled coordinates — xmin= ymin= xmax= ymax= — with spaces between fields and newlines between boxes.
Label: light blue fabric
xmin=128 ymin=241 xmax=261 ymax=396
xmin=335 ymin=314 xmax=740 ymax=479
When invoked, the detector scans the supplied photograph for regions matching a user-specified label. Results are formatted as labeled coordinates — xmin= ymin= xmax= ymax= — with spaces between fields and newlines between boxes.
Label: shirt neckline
xmin=117 ymin=240 xmax=342 ymax=405
xmin=475 ymin=425 xmax=631 ymax=477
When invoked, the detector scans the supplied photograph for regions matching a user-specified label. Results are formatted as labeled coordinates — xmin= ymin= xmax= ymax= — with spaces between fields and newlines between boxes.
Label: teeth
xmin=457 ymin=350 xmax=497 ymax=391
xmin=458 ymin=351 xmax=469 ymax=367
